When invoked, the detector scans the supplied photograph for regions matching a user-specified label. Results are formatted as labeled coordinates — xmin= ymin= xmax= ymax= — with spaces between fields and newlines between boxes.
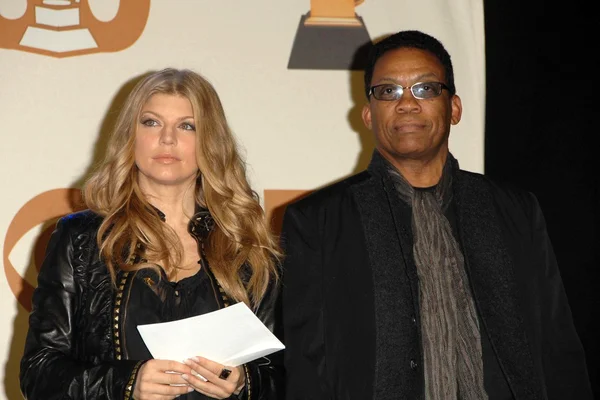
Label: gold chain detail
xmin=113 ymin=271 xmax=129 ymax=360
xmin=124 ymin=360 xmax=144 ymax=399
xmin=243 ymin=363 xmax=251 ymax=399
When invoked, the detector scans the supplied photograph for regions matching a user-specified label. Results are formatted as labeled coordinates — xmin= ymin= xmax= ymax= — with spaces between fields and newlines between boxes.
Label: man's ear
xmin=362 ymin=103 xmax=373 ymax=130
xmin=451 ymin=94 xmax=462 ymax=125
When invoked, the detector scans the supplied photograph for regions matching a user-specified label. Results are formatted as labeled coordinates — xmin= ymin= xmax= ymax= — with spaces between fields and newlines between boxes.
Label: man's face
xmin=362 ymin=47 xmax=462 ymax=166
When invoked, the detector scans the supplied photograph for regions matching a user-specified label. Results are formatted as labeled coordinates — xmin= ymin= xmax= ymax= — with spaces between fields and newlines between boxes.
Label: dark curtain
xmin=484 ymin=0 xmax=598 ymax=395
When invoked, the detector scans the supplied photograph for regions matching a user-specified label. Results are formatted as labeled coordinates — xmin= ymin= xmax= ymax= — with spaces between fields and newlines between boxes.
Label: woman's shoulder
xmin=40 ymin=210 xmax=105 ymax=281
xmin=56 ymin=209 xmax=104 ymax=236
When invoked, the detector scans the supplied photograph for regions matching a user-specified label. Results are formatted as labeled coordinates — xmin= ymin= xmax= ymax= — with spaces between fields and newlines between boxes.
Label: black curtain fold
xmin=483 ymin=1 xmax=598 ymax=395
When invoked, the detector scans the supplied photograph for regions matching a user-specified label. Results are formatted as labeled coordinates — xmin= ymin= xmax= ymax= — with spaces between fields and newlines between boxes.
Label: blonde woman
xmin=20 ymin=68 xmax=283 ymax=400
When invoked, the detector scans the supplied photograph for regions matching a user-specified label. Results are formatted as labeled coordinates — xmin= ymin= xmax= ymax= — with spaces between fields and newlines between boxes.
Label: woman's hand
xmin=182 ymin=356 xmax=245 ymax=399
xmin=133 ymin=359 xmax=194 ymax=399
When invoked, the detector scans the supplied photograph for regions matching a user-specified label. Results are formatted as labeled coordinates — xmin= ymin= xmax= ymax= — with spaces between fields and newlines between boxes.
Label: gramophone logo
xmin=4 ymin=189 xmax=84 ymax=311
xmin=0 ymin=0 xmax=150 ymax=57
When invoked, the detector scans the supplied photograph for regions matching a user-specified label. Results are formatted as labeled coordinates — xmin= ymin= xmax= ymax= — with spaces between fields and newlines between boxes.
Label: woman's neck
xmin=141 ymin=184 xmax=197 ymax=229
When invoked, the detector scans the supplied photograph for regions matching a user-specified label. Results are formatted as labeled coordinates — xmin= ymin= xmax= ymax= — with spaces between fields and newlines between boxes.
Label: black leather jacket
xmin=20 ymin=210 xmax=284 ymax=400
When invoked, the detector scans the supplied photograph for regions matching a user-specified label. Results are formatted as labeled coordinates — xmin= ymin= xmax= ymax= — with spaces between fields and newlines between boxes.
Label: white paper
xmin=137 ymin=302 xmax=285 ymax=366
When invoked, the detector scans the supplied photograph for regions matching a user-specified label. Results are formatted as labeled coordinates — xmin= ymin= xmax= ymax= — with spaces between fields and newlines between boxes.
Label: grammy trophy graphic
xmin=305 ymin=0 xmax=364 ymax=26
xmin=288 ymin=0 xmax=371 ymax=70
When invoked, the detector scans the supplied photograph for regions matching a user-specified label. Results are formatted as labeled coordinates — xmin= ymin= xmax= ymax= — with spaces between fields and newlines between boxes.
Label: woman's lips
xmin=153 ymin=155 xmax=179 ymax=164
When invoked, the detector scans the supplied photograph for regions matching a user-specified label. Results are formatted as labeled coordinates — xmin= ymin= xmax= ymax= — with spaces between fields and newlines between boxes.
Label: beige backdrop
xmin=0 ymin=0 xmax=484 ymax=398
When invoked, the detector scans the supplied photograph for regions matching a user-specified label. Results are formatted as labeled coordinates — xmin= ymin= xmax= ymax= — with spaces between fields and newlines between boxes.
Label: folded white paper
xmin=137 ymin=302 xmax=285 ymax=366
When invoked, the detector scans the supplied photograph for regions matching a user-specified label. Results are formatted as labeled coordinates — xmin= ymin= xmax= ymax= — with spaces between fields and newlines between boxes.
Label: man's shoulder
xmin=457 ymin=169 xmax=538 ymax=210
xmin=288 ymin=170 xmax=372 ymax=210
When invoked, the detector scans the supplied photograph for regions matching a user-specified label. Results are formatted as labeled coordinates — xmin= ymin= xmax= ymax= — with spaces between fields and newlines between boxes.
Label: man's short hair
xmin=363 ymin=30 xmax=456 ymax=99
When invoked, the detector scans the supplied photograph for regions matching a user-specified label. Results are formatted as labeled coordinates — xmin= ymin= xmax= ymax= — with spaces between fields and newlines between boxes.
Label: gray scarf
xmin=386 ymin=153 xmax=488 ymax=400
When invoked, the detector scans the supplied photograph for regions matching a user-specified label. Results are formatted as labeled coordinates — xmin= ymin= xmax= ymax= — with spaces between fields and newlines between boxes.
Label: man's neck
xmin=380 ymin=151 xmax=448 ymax=188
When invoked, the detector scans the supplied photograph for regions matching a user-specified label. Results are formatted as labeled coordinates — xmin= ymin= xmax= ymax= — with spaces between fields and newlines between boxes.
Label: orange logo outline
xmin=0 ymin=0 xmax=151 ymax=57
xmin=4 ymin=189 xmax=309 ymax=310
xmin=3 ymin=188 xmax=84 ymax=311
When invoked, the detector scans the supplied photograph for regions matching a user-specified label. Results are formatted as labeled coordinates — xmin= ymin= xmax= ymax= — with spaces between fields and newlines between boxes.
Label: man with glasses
xmin=281 ymin=30 xmax=592 ymax=399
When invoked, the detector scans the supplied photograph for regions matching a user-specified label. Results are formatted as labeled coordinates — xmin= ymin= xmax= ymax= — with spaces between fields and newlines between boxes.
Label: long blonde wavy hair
xmin=83 ymin=68 xmax=281 ymax=308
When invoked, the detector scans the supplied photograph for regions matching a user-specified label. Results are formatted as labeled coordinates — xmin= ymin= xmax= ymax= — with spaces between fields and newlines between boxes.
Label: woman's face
xmin=134 ymin=93 xmax=199 ymax=192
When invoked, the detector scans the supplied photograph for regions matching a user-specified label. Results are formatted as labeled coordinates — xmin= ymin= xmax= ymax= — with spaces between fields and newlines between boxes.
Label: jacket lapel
xmin=455 ymin=172 xmax=543 ymax=399
xmin=351 ymin=154 xmax=422 ymax=399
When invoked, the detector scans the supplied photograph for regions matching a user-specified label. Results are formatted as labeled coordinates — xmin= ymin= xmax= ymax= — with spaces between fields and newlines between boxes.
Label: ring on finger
xmin=218 ymin=368 xmax=232 ymax=380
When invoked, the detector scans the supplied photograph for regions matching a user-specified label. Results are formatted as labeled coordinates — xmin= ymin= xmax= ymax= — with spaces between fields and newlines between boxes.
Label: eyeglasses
xmin=368 ymin=82 xmax=450 ymax=101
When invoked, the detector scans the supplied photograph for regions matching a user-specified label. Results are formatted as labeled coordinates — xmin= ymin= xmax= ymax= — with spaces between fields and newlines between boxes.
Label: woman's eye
xmin=141 ymin=119 xmax=158 ymax=127
xmin=180 ymin=122 xmax=196 ymax=131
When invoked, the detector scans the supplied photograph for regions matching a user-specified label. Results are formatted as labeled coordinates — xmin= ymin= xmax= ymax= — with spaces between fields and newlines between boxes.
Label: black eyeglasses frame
xmin=368 ymin=81 xmax=451 ymax=101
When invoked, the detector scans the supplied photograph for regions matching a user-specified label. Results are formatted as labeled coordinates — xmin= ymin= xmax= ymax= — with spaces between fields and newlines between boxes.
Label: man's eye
xmin=380 ymin=85 xmax=396 ymax=94
xmin=416 ymin=83 xmax=437 ymax=93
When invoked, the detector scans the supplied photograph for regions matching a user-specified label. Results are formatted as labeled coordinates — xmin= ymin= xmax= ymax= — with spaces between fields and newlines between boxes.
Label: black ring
xmin=218 ymin=368 xmax=232 ymax=380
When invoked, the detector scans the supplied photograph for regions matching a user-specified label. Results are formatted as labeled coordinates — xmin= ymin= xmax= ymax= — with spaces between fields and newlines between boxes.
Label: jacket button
xmin=410 ymin=359 xmax=418 ymax=370
xmin=411 ymin=315 xmax=417 ymax=325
